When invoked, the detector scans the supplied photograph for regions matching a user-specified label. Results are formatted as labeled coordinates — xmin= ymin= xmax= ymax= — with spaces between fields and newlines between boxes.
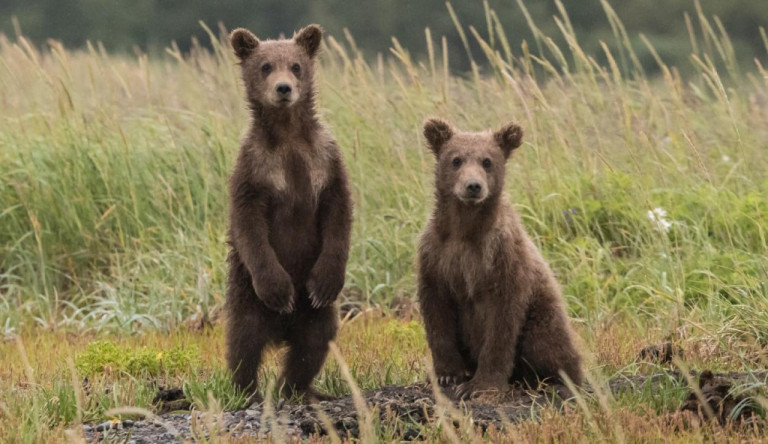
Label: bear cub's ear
xmin=423 ymin=118 xmax=454 ymax=155
xmin=230 ymin=28 xmax=259 ymax=60
xmin=294 ymin=25 xmax=323 ymax=58
xmin=493 ymin=122 xmax=524 ymax=158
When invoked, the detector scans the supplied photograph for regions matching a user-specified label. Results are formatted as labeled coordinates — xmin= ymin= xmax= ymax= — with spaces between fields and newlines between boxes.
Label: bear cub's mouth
xmin=274 ymin=97 xmax=294 ymax=106
xmin=456 ymin=194 xmax=488 ymax=205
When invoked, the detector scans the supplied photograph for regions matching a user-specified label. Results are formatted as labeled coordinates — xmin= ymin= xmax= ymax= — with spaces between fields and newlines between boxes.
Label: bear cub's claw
xmin=436 ymin=374 xmax=464 ymax=387
xmin=307 ymin=261 xmax=345 ymax=309
xmin=253 ymin=271 xmax=295 ymax=314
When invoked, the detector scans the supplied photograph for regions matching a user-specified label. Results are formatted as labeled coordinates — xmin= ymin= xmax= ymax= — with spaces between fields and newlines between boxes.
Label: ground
xmin=4 ymin=316 xmax=768 ymax=442
xmin=81 ymin=371 xmax=767 ymax=443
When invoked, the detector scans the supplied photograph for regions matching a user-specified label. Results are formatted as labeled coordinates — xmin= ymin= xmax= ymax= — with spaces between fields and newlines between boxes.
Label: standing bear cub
xmin=225 ymin=25 xmax=352 ymax=401
xmin=417 ymin=119 xmax=583 ymax=399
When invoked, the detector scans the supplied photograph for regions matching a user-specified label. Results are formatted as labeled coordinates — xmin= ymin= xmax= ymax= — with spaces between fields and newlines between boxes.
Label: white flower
xmin=721 ymin=155 xmax=731 ymax=163
xmin=647 ymin=207 xmax=672 ymax=232
xmin=648 ymin=207 xmax=667 ymax=219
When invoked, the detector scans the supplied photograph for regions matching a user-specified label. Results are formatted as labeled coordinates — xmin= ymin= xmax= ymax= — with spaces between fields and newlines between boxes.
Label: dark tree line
xmin=2 ymin=0 xmax=766 ymax=73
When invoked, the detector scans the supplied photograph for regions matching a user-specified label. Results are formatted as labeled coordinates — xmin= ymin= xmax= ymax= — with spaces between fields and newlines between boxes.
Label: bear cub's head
xmin=230 ymin=25 xmax=322 ymax=109
xmin=424 ymin=119 xmax=523 ymax=205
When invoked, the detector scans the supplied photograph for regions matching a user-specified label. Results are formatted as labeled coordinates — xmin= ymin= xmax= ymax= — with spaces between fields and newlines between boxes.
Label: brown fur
xmin=417 ymin=119 xmax=583 ymax=399
xmin=225 ymin=25 xmax=352 ymax=402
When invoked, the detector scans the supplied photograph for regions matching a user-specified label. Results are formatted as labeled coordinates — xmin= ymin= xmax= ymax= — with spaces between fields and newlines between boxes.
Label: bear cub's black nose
xmin=466 ymin=181 xmax=482 ymax=196
xmin=276 ymin=83 xmax=292 ymax=96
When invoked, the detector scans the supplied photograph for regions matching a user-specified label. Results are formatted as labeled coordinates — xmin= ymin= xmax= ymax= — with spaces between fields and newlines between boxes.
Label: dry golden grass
xmin=2 ymin=314 xmax=767 ymax=442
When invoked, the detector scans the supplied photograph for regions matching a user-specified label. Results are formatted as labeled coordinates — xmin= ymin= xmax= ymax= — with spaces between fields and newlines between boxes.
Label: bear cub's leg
xmin=225 ymin=258 xmax=284 ymax=401
xmin=418 ymin=273 xmax=468 ymax=386
xmin=279 ymin=304 xmax=337 ymax=402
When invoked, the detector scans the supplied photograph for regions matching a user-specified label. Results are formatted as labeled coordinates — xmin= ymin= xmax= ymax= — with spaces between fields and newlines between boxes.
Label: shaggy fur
xmin=417 ymin=119 xmax=583 ymax=399
xmin=225 ymin=25 xmax=352 ymax=401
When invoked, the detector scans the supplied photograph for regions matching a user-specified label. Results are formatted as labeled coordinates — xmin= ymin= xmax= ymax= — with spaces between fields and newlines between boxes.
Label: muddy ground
xmin=83 ymin=370 xmax=767 ymax=443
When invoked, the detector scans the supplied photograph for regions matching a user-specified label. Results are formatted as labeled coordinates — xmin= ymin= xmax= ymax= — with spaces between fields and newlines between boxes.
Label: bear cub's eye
xmin=482 ymin=158 xmax=492 ymax=169
xmin=291 ymin=63 xmax=301 ymax=75
xmin=452 ymin=157 xmax=462 ymax=168
xmin=261 ymin=63 xmax=272 ymax=75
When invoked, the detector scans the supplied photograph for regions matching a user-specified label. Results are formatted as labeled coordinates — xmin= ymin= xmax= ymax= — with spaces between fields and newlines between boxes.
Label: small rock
xmin=154 ymin=387 xmax=191 ymax=414
xmin=163 ymin=399 xmax=192 ymax=413
xmin=153 ymin=387 xmax=185 ymax=404
xmin=95 ymin=419 xmax=121 ymax=432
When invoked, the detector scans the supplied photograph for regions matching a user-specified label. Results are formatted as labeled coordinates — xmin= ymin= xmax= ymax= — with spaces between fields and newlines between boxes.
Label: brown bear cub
xmin=225 ymin=25 xmax=352 ymax=402
xmin=417 ymin=119 xmax=583 ymax=399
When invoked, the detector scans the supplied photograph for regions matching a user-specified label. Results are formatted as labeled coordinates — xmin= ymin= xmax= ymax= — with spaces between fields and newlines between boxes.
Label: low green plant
xmin=184 ymin=369 xmax=250 ymax=411
xmin=75 ymin=340 xmax=200 ymax=377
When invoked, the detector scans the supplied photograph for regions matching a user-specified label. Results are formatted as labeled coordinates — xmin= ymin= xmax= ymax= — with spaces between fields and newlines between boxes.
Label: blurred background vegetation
xmin=1 ymin=0 xmax=766 ymax=74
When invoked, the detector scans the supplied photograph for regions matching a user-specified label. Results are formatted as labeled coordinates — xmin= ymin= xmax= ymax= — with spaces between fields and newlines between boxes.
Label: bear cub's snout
xmin=452 ymin=159 xmax=490 ymax=204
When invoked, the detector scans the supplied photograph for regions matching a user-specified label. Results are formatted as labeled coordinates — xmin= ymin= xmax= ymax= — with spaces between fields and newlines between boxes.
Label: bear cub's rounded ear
xmin=493 ymin=122 xmax=524 ymax=158
xmin=230 ymin=28 xmax=259 ymax=60
xmin=423 ymin=118 xmax=454 ymax=155
xmin=294 ymin=24 xmax=323 ymax=58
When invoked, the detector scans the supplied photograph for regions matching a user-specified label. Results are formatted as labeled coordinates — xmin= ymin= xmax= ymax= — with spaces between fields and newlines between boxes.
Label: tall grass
xmin=0 ymin=1 xmax=767 ymax=364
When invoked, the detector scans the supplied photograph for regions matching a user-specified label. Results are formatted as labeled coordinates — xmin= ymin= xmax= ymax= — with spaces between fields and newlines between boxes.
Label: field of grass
xmin=1 ymin=1 xmax=768 ymax=442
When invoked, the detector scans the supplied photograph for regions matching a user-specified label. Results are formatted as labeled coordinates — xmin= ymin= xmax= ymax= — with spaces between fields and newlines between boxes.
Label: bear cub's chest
xmin=434 ymin=238 xmax=496 ymax=298
xmin=255 ymin=145 xmax=330 ymax=203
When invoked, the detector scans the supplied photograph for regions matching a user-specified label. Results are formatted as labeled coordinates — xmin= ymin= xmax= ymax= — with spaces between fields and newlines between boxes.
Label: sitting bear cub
xmin=417 ymin=119 xmax=583 ymax=399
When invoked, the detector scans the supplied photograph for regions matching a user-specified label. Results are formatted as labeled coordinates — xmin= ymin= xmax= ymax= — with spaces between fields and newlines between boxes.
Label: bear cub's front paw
xmin=436 ymin=373 xmax=466 ymax=387
xmin=307 ymin=260 xmax=345 ymax=309
xmin=433 ymin=359 xmax=467 ymax=387
xmin=455 ymin=376 xmax=509 ymax=399
xmin=253 ymin=270 xmax=295 ymax=313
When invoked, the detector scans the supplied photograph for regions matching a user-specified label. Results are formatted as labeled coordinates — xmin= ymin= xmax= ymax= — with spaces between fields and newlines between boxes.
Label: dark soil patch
xmin=83 ymin=371 xmax=767 ymax=443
